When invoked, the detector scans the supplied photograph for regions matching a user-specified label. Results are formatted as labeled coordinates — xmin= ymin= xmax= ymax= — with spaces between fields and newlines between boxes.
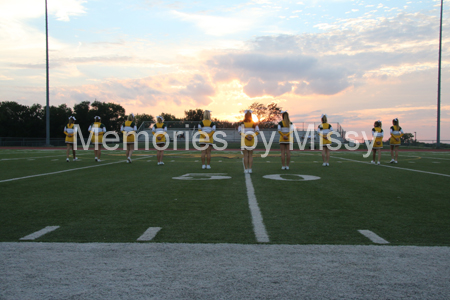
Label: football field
xmin=1 ymin=148 xmax=450 ymax=299
xmin=0 ymin=148 xmax=449 ymax=245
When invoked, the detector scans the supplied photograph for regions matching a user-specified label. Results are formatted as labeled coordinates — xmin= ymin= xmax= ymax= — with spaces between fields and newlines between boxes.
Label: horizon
xmin=0 ymin=0 xmax=449 ymax=141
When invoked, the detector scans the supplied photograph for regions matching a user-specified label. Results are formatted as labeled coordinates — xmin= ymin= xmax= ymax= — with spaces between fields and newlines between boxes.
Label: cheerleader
xmin=121 ymin=113 xmax=137 ymax=163
xmin=64 ymin=116 xmax=78 ymax=162
xmin=389 ymin=118 xmax=403 ymax=163
xmin=198 ymin=110 xmax=215 ymax=169
xmin=317 ymin=114 xmax=333 ymax=166
xmin=278 ymin=110 xmax=292 ymax=170
xmin=371 ymin=120 xmax=383 ymax=165
xmin=152 ymin=116 xmax=167 ymax=165
xmin=88 ymin=116 xmax=106 ymax=162
xmin=239 ymin=110 xmax=260 ymax=174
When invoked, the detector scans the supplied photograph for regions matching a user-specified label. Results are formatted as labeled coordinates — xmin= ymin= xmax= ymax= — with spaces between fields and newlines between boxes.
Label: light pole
xmin=414 ymin=131 xmax=417 ymax=144
xmin=45 ymin=0 xmax=50 ymax=146
xmin=436 ymin=0 xmax=443 ymax=149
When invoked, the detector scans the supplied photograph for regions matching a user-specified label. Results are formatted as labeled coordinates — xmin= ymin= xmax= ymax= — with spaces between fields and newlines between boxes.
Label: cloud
xmin=0 ymin=0 xmax=88 ymax=73
xmin=0 ymin=75 xmax=14 ymax=81
xmin=29 ymin=72 xmax=216 ymax=110
xmin=244 ymin=79 xmax=293 ymax=97
xmin=171 ymin=10 xmax=254 ymax=36
xmin=178 ymin=74 xmax=216 ymax=105
xmin=208 ymin=53 xmax=353 ymax=96
xmin=0 ymin=0 xmax=87 ymax=21
xmin=213 ymin=9 xmax=449 ymax=98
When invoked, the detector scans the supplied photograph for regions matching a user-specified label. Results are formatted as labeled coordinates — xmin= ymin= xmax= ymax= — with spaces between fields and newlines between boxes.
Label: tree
xmin=0 ymin=101 xmax=46 ymax=137
xmin=401 ymin=133 xmax=414 ymax=144
xmin=265 ymin=102 xmax=282 ymax=123
xmin=90 ymin=100 xmax=126 ymax=132
xmin=73 ymin=101 xmax=91 ymax=135
xmin=240 ymin=103 xmax=265 ymax=122
xmin=184 ymin=109 xmax=204 ymax=121
xmin=160 ymin=112 xmax=179 ymax=121
xmin=48 ymin=104 xmax=72 ymax=137
xmin=24 ymin=104 xmax=45 ymax=137
xmin=134 ymin=113 xmax=154 ymax=129
xmin=240 ymin=102 xmax=283 ymax=128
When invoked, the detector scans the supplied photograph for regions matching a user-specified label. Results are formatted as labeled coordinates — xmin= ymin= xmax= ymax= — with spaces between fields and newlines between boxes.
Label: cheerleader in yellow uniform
xmin=64 ymin=116 xmax=78 ymax=162
xmin=389 ymin=118 xmax=404 ymax=164
xmin=121 ymin=113 xmax=137 ymax=163
xmin=152 ymin=116 xmax=168 ymax=165
xmin=198 ymin=110 xmax=215 ymax=169
xmin=88 ymin=116 xmax=106 ymax=162
xmin=371 ymin=120 xmax=383 ymax=165
xmin=239 ymin=110 xmax=260 ymax=174
xmin=278 ymin=110 xmax=293 ymax=170
xmin=317 ymin=114 xmax=333 ymax=166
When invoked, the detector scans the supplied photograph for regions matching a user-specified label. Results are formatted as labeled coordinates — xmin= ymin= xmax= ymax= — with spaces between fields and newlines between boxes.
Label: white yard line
xmin=0 ymin=156 xmax=151 ymax=184
xmin=137 ymin=227 xmax=162 ymax=241
xmin=405 ymin=156 xmax=450 ymax=161
xmin=332 ymin=156 xmax=450 ymax=178
xmin=242 ymin=159 xmax=269 ymax=243
xmin=19 ymin=226 xmax=60 ymax=241
xmin=0 ymin=155 xmax=67 ymax=161
xmin=358 ymin=230 xmax=389 ymax=244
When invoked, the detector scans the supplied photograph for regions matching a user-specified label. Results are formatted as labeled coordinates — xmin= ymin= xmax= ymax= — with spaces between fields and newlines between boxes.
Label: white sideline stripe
xmin=405 ymin=156 xmax=450 ymax=161
xmin=242 ymin=159 xmax=269 ymax=243
xmin=137 ymin=227 xmax=161 ymax=241
xmin=332 ymin=156 xmax=450 ymax=178
xmin=20 ymin=226 xmax=60 ymax=241
xmin=0 ymin=155 xmax=67 ymax=161
xmin=0 ymin=156 xmax=151 ymax=183
xmin=358 ymin=230 xmax=389 ymax=244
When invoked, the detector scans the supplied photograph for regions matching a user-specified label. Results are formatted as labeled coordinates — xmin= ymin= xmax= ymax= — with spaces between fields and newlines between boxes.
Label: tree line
xmin=0 ymin=101 xmax=283 ymax=138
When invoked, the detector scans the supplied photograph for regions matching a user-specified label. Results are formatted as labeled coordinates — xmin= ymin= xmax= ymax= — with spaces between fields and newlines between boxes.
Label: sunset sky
xmin=0 ymin=0 xmax=449 ymax=140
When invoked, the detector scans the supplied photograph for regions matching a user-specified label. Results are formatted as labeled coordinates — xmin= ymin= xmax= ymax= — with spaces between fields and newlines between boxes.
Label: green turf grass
xmin=0 ymin=149 xmax=449 ymax=245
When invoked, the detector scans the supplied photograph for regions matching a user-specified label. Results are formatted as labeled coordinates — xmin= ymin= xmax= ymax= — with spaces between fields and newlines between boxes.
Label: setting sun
xmin=252 ymin=114 xmax=259 ymax=123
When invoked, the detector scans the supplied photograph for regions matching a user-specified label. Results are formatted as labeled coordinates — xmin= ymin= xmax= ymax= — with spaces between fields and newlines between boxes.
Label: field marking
xmin=358 ymin=230 xmax=389 ymax=244
xmin=332 ymin=156 xmax=450 ymax=178
xmin=242 ymin=159 xmax=269 ymax=243
xmin=0 ymin=155 xmax=67 ymax=161
xmin=263 ymin=174 xmax=321 ymax=181
xmin=137 ymin=227 xmax=162 ymax=241
xmin=20 ymin=226 xmax=60 ymax=241
xmin=173 ymin=173 xmax=231 ymax=180
xmin=405 ymin=156 xmax=450 ymax=161
xmin=0 ymin=156 xmax=151 ymax=184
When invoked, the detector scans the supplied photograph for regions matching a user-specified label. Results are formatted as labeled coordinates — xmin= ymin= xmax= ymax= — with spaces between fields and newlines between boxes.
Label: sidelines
xmin=242 ymin=159 xmax=270 ymax=243
xmin=137 ymin=227 xmax=162 ymax=241
xmin=20 ymin=226 xmax=60 ymax=241
xmin=332 ymin=156 xmax=450 ymax=178
xmin=405 ymin=156 xmax=450 ymax=161
xmin=0 ymin=155 xmax=69 ymax=161
xmin=0 ymin=156 xmax=151 ymax=184
xmin=358 ymin=230 xmax=389 ymax=244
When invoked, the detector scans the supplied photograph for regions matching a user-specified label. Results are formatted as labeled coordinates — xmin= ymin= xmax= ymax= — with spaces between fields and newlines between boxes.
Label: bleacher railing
xmin=137 ymin=121 xmax=347 ymax=143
